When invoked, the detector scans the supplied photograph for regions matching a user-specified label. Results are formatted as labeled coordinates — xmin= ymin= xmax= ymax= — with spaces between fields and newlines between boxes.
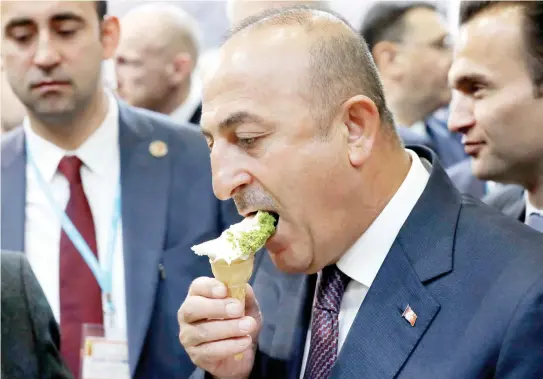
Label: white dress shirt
xmin=524 ymin=191 xmax=543 ymax=224
xmin=24 ymin=92 xmax=127 ymax=336
xmin=299 ymin=149 xmax=430 ymax=377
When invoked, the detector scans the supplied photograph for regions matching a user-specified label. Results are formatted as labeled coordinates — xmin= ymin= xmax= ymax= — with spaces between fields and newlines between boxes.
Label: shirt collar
xmin=169 ymin=82 xmax=202 ymax=124
xmin=24 ymin=91 xmax=119 ymax=181
xmin=337 ymin=149 xmax=430 ymax=287
xmin=524 ymin=191 xmax=543 ymax=220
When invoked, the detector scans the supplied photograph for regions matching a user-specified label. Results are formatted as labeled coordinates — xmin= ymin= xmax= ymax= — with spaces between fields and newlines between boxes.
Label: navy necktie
xmin=304 ymin=265 xmax=350 ymax=379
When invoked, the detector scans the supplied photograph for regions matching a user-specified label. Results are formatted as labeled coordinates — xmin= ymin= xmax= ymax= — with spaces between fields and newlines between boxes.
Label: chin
xmin=268 ymin=248 xmax=309 ymax=274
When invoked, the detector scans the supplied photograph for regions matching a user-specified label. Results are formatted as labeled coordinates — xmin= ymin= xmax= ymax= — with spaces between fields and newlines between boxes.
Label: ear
xmin=338 ymin=95 xmax=380 ymax=167
xmin=168 ymin=52 xmax=193 ymax=86
xmin=100 ymin=16 xmax=120 ymax=60
xmin=372 ymin=41 xmax=401 ymax=80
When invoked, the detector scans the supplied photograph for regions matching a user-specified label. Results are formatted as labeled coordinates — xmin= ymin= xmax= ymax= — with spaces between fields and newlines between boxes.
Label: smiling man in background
xmin=448 ymin=1 xmax=543 ymax=232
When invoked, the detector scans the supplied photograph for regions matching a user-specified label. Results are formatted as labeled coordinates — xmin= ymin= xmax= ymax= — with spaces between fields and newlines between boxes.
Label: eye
xmin=237 ymin=137 xmax=258 ymax=148
xmin=58 ymin=29 xmax=77 ymax=37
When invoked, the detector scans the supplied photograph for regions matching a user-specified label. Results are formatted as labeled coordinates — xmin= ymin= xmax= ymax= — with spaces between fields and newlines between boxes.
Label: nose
xmin=210 ymin=140 xmax=252 ymax=201
xmin=448 ymin=91 xmax=475 ymax=134
xmin=33 ymin=32 xmax=61 ymax=70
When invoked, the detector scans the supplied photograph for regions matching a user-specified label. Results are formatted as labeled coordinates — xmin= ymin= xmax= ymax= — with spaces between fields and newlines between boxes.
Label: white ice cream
xmin=191 ymin=214 xmax=262 ymax=264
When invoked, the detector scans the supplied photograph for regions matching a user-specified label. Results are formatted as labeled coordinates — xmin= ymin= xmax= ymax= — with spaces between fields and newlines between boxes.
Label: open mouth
xmin=248 ymin=210 xmax=279 ymax=228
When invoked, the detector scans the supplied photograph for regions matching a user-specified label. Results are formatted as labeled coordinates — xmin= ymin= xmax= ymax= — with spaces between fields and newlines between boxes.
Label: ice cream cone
xmin=210 ymin=256 xmax=255 ymax=360
xmin=210 ymin=256 xmax=254 ymax=309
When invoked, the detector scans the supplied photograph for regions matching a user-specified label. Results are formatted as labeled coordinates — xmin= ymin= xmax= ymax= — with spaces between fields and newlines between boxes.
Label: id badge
xmin=80 ymin=324 xmax=129 ymax=379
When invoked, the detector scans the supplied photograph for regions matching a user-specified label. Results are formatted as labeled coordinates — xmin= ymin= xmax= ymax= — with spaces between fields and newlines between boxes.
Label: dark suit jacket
xmin=189 ymin=103 xmax=202 ymax=125
xmin=1 ymin=101 xmax=242 ymax=378
xmin=192 ymin=147 xmax=543 ymax=379
xmin=1 ymin=251 xmax=73 ymax=379
xmin=483 ymin=184 xmax=526 ymax=222
xmin=397 ymin=119 xmax=466 ymax=169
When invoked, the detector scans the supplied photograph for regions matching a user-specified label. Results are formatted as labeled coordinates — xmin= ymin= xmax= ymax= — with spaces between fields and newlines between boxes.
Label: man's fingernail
xmin=212 ymin=285 xmax=226 ymax=298
xmin=239 ymin=319 xmax=253 ymax=332
xmin=226 ymin=302 xmax=242 ymax=316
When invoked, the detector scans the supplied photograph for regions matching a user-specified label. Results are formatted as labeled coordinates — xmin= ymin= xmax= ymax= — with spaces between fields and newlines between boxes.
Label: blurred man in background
xmin=361 ymin=1 xmax=466 ymax=168
xmin=115 ymin=3 xmax=202 ymax=126
xmin=448 ymin=1 xmax=543 ymax=232
xmin=1 ymin=1 xmax=239 ymax=377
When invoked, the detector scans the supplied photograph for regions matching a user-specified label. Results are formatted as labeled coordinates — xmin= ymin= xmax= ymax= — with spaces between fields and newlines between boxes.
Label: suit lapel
xmin=331 ymin=241 xmax=440 ymax=378
xmin=117 ymin=103 xmax=171 ymax=375
xmin=1 ymin=129 xmax=27 ymax=252
xmin=333 ymin=146 xmax=459 ymax=378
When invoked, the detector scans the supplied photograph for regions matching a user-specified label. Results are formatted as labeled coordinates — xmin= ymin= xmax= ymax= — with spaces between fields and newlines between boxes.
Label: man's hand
xmin=178 ymin=277 xmax=262 ymax=379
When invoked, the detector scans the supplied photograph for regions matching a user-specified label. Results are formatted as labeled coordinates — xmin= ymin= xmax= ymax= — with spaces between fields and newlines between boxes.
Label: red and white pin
xmin=402 ymin=305 xmax=417 ymax=327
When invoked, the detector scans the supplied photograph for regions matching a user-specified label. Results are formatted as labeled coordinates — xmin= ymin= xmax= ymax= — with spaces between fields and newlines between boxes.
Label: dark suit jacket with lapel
xmin=189 ymin=103 xmax=202 ymax=125
xmin=446 ymin=158 xmax=487 ymax=199
xmin=1 ymin=250 xmax=73 ymax=379
xmin=1 ymin=101 xmax=242 ymax=379
xmin=483 ymin=184 xmax=526 ymax=222
xmin=192 ymin=147 xmax=543 ymax=379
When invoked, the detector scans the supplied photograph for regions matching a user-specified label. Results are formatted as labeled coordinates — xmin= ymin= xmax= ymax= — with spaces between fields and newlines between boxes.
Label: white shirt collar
xmin=337 ymin=149 xmax=430 ymax=287
xmin=524 ymin=191 xmax=543 ymax=220
xmin=24 ymin=91 xmax=119 ymax=182
xmin=409 ymin=120 xmax=428 ymax=138
xmin=169 ymin=81 xmax=202 ymax=124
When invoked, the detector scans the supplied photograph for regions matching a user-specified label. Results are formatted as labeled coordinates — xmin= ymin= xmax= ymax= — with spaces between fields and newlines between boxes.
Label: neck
xmin=157 ymin=81 xmax=191 ymax=115
xmin=526 ymin=167 xmax=543 ymax=210
xmin=382 ymin=80 xmax=428 ymax=127
xmin=329 ymin=138 xmax=412 ymax=267
xmin=28 ymin=89 xmax=109 ymax=151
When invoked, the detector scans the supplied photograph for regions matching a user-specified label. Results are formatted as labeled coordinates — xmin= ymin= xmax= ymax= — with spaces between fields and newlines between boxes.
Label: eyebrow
xmin=201 ymin=111 xmax=265 ymax=138
xmin=4 ymin=12 xmax=84 ymax=30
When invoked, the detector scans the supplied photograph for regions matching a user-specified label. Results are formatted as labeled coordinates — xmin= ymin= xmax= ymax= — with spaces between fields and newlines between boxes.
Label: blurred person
xmin=115 ymin=3 xmax=202 ymax=126
xmin=178 ymin=7 xmax=543 ymax=379
xmin=1 ymin=250 xmax=73 ymax=379
xmin=360 ymin=1 xmax=466 ymax=168
xmin=449 ymin=1 xmax=543 ymax=232
xmin=1 ymin=63 xmax=27 ymax=133
xmin=0 ymin=1 xmax=240 ymax=377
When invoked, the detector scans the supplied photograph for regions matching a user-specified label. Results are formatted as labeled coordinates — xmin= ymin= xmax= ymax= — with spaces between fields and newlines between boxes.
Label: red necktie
xmin=58 ymin=156 xmax=103 ymax=377
xmin=304 ymin=265 xmax=350 ymax=379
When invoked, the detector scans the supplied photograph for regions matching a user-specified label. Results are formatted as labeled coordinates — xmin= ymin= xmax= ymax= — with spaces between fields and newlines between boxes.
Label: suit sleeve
xmin=20 ymin=255 xmax=74 ymax=379
xmin=495 ymin=273 xmax=543 ymax=378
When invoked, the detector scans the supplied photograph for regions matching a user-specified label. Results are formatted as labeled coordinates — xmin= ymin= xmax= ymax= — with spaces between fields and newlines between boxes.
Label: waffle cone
xmin=210 ymin=256 xmax=255 ymax=361
xmin=210 ymin=256 xmax=254 ymax=308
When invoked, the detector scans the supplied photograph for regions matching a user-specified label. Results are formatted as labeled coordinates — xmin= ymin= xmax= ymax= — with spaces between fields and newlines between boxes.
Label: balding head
xmin=115 ymin=3 xmax=201 ymax=113
xmin=218 ymin=6 xmax=393 ymax=130
xmin=202 ymin=7 xmax=406 ymax=274
xmin=227 ymin=0 xmax=330 ymax=26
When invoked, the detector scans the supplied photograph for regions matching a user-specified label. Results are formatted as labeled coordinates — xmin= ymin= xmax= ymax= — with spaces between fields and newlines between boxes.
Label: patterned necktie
xmin=527 ymin=212 xmax=543 ymax=233
xmin=58 ymin=156 xmax=103 ymax=377
xmin=304 ymin=265 xmax=351 ymax=379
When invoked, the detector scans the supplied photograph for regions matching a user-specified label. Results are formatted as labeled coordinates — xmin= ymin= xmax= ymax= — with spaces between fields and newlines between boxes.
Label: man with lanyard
xmin=0 ymin=1 xmax=241 ymax=378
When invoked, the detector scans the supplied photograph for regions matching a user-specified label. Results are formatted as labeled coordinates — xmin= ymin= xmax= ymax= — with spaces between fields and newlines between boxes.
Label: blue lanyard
xmin=26 ymin=146 xmax=121 ymax=320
